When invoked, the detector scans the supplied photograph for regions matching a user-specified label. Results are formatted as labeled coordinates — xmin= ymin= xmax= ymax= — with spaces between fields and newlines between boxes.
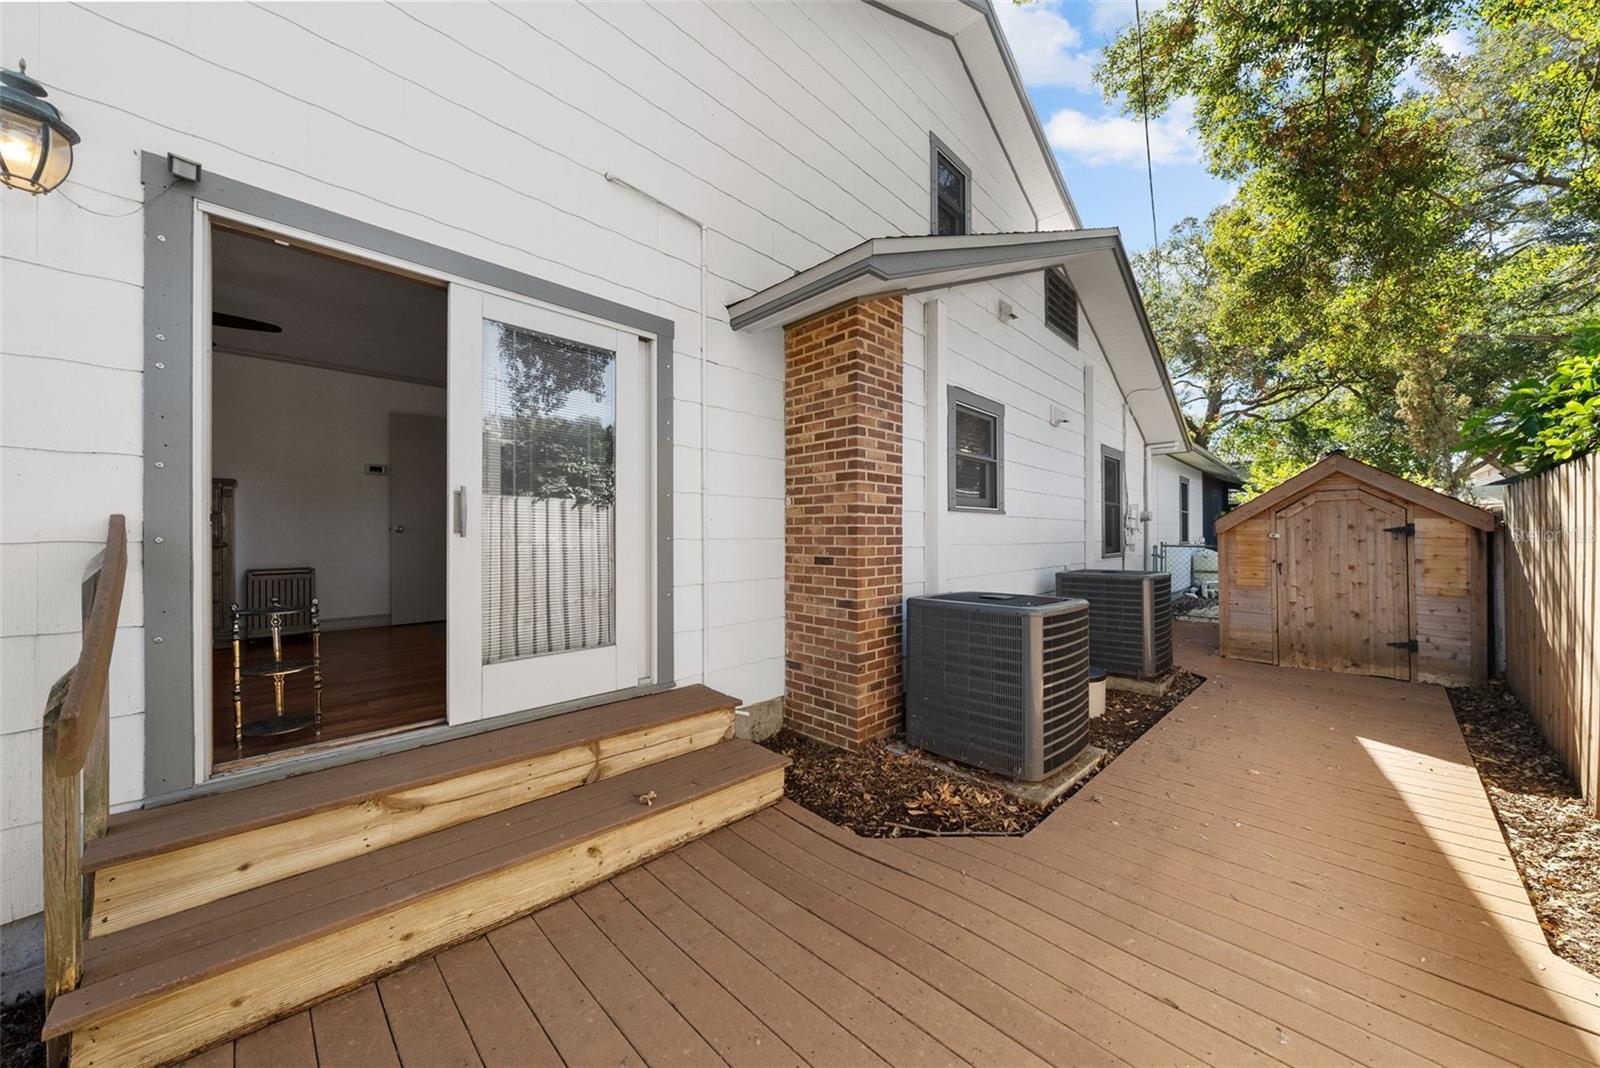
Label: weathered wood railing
xmin=41 ymin=515 xmax=127 ymax=1068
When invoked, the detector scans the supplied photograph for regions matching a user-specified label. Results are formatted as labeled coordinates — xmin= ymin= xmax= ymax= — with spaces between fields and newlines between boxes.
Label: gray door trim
xmin=140 ymin=152 xmax=674 ymax=797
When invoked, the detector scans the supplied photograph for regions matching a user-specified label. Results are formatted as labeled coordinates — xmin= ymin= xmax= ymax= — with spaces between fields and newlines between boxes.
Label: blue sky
xmin=992 ymin=1 xmax=1234 ymax=251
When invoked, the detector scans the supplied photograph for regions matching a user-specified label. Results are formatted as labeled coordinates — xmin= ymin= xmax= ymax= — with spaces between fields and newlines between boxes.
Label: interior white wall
xmin=212 ymin=353 xmax=446 ymax=626
xmin=0 ymin=0 xmax=1050 ymax=925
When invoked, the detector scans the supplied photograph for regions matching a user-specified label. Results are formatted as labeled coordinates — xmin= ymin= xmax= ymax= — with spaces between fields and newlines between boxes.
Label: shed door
xmin=1274 ymin=490 xmax=1411 ymax=680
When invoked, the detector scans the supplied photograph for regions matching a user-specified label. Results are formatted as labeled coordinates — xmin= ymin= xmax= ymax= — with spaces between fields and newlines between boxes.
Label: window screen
xmin=1102 ymin=450 xmax=1124 ymax=555
xmin=1179 ymin=477 xmax=1191 ymax=543
xmin=1045 ymin=268 xmax=1079 ymax=347
xmin=949 ymin=387 xmax=1003 ymax=511
xmin=480 ymin=320 xmax=617 ymax=664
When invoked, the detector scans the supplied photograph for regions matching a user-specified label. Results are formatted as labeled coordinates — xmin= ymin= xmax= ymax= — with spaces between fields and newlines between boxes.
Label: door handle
xmin=392 ymin=524 xmax=406 ymax=534
xmin=453 ymin=487 xmax=466 ymax=537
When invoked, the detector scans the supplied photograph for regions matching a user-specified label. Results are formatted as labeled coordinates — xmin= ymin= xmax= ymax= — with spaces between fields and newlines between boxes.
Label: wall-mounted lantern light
xmin=0 ymin=60 xmax=79 ymax=195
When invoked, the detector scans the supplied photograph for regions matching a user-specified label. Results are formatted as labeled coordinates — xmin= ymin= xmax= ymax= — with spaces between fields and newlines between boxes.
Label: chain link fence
xmin=1152 ymin=543 xmax=1221 ymax=622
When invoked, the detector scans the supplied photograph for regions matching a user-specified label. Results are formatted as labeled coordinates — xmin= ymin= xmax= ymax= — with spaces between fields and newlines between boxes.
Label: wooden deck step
xmin=84 ymin=685 xmax=739 ymax=935
xmin=45 ymin=739 xmax=787 ymax=1068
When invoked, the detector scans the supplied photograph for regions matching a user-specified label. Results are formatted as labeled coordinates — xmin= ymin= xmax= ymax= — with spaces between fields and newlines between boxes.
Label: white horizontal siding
xmin=0 ymin=0 xmax=1046 ymax=925
xmin=907 ymin=269 xmax=1157 ymax=604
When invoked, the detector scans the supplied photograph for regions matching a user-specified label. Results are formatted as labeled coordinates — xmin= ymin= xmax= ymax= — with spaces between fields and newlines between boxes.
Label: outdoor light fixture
xmin=0 ymin=60 xmax=79 ymax=195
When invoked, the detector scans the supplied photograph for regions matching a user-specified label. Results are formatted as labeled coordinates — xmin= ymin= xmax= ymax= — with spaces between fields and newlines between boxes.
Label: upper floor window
xmin=1045 ymin=267 xmax=1079 ymax=347
xmin=930 ymin=134 xmax=970 ymax=236
xmin=1102 ymin=447 xmax=1125 ymax=556
xmin=1178 ymin=476 xmax=1191 ymax=543
xmin=949 ymin=387 xmax=1004 ymax=511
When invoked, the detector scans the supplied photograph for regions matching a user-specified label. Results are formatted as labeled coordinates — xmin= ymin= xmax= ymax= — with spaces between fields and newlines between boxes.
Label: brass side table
xmin=230 ymin=599 xmax=322 ymax=751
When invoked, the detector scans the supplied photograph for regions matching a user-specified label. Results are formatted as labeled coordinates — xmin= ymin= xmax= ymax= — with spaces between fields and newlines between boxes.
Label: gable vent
xmin=1045 ymin=267 xmax=1079 ymax=347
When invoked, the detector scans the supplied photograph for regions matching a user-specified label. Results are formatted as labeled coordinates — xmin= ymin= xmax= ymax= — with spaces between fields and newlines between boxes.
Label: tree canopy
xmin=1094 ymin=0 xmax=1599 ymax=493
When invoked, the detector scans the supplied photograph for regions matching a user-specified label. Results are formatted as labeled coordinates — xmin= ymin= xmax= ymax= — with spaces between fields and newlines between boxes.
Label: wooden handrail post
xmin=81 ymin=559 xmax=111 ymax=842
xmin=40 ymin=514 xmax=126 ymax=1067
xmin=42 ymin=704 xmax=84 ymax=1068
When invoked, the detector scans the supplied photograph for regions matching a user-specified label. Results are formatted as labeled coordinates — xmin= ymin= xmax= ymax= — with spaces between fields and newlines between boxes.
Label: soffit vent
xmin=1045 ymin=267 xmax=1079 ymax=347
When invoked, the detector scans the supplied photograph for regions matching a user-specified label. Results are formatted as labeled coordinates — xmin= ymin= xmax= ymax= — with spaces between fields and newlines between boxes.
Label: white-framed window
xmin=1179 ymin=476 xmax=1191 ymax=543
xmin=1102 ymin=446 xmax=1125 ymax=556
xmin=930 ymin=134 xmax=971 ymax=236
xmin=949 ymin=387 xmax=1003 ymax=512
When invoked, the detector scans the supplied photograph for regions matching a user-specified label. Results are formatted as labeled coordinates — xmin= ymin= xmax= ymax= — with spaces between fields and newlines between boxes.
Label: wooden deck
xmin=182 ymin=625 xmax=1600 ymax=1067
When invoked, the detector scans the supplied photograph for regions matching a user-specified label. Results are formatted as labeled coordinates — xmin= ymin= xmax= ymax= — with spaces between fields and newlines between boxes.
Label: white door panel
xmin=446 ymin=286 xmax=652 ymax=724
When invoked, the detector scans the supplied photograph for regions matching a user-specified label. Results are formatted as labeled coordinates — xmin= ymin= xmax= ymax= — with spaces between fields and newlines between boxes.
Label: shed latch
xmin=1388 ymin=639 xmax=1420 ymax=652
xmin=1384 ymin=523 xmax=1416 ymax=536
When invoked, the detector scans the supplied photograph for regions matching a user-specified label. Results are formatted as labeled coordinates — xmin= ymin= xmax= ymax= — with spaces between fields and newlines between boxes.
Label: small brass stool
xmin=231 ymin=599 xmax=322 ymax=752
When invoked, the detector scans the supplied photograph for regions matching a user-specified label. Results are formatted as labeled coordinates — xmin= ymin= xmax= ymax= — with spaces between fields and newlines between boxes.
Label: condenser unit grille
xmin=1040 ymin=609 xmax=1091 ymax=771
xmin=906 ymin=592 xmax=1091 ymax=781
xmin=1054 ymin=570 xmax=1173 ymax=678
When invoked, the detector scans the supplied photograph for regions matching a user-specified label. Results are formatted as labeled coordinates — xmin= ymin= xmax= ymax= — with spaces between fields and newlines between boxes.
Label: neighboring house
xmin=1150 ymin=443 xmax=1246 ymax=549
xmin=0 ymin=0 xmax=1188 ymax=988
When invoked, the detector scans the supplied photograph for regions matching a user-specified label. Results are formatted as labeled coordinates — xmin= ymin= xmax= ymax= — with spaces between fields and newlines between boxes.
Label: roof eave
xmin=727 ymin=230 xmax=1188 ymax=447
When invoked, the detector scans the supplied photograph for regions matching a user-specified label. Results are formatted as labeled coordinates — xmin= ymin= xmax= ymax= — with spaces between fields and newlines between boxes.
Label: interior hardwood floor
xmin=211 ymin=623 xmax=445 ymax=768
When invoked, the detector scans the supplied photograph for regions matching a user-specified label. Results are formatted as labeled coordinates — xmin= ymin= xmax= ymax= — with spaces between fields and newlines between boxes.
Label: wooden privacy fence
xmin=41 ymin=515 xmax=127 ymax=1068
xmin=1502 ymin=454 xmax=1600 ymax=815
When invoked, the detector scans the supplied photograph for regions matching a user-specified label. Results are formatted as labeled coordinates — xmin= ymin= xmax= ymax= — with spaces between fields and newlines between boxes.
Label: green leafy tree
xmin=1097 ymin=0 xmax=1599 ymax=491
xmin=1460 ymin=322 xmax=1600 ymax=471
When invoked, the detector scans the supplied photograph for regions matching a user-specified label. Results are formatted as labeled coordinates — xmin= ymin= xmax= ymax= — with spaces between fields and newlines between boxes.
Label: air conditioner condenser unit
xmin=905 ymin=592 xmax=1091 ymax=781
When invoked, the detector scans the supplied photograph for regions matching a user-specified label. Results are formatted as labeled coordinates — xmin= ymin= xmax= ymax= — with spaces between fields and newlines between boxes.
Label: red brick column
xmin=783 ymin=296 xmax=904 ymax=749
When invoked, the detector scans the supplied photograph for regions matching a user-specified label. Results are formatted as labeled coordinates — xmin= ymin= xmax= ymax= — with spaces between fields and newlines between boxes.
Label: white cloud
xmin=1043 ymin=97 xmax=1201 ymax=167
xmin=1433 ymin=26 xmax=1472 ymax=57
xmin=1087 ymin=0 xmax=1173 ymax=36
xmin=993 ymin=2 xmax=1096 ymax=90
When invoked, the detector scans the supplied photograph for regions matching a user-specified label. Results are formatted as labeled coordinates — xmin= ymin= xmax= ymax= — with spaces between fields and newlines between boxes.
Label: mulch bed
xmin=1 ymin=994 xmax=43 ymax=1068
xmin=760 ymin=670 xmax=1205 ymax=838
xmin=1448 ymin=681 xmax=1600 ymax=978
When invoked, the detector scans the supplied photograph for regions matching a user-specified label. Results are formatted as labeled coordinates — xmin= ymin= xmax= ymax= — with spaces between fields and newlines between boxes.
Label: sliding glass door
xmin=446 ymin=286 xmax=652 ymax=723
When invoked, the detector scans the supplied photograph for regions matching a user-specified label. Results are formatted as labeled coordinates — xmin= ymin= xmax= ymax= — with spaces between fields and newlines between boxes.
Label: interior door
xmin=1274 ymin=490 xmax=1411 ymax=679
xmin=389 ymin=413 xmax=447 ymax=626
xmin=446 ymin=286 xmax=652 ymax=724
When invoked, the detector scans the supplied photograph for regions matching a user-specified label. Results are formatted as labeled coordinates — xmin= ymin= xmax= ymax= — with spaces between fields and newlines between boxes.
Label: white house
xmin=0 ymin=0 xmax=1189 ymax=994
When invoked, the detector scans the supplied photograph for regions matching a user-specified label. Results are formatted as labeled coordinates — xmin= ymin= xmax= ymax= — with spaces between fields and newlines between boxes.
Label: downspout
xmin=604 ymin=174 xmax=708 ymax=686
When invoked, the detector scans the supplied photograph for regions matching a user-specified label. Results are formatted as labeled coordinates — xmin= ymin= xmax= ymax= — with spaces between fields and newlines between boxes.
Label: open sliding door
xmin=447 ymin=285 xmax=652 ymax=725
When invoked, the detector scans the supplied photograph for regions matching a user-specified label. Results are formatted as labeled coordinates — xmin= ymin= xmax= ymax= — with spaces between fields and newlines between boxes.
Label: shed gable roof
xmin=1214 ymin=454 xmax=1496 ymax=533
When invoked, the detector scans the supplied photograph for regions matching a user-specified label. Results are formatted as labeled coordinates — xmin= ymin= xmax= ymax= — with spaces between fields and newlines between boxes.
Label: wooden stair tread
xmin=86 ymin=685 xmax=738 ymax=870
xmin=46 ymin=739 xmax=786 ymax=1038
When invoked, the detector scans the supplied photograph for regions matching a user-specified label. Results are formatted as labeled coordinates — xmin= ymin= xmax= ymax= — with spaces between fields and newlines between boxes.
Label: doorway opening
xmin=208 ymin=221 xmax=449 ymax=770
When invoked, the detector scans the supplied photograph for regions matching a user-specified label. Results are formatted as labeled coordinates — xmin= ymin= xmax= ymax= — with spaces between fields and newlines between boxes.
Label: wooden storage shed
xmin=1216 ymin=453 xmax=1496 ymax=686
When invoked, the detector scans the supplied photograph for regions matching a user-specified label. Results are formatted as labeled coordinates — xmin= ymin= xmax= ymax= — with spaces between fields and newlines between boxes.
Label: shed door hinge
xmin=1384 ymin=523 xmax=1415 ymax=536
xmin=1388 ymin=639 xmax=1420 ymax=652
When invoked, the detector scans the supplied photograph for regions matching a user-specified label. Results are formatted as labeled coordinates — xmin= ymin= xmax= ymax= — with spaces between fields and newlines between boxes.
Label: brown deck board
xmin=536 ymin=898 xmax=723 ymax=1068
xmin=175 ymin=1044 xmax=233 ymax=1068
xmin=608 ymin=865 xmax=891 ymax=1068
xmin=698 ymin=832 xmax=1055 ymax=1067
xmin=637 ymin=853 xmax=954 ymax=1068
xmin=308 ymin=986 xmax=400 ymax=1068
xmin=234 ymin=1012 xmax=316 ymax=1068
xmin=90 ymin=684 xmax=739 ymax=869
xmin=167 ymin=625 xmax=1600 ymax=1067
xmin=376 ymin=959 xmax=481 ymax=1068
xmin=731 ymin=815 xmax=1158 ymax=1067
xmin=572 ymin=882 xmax=799 ymax=1066
xmin=486 ymin=918 xmax=643 ymax=1068
xmin=433 ymin=939 xmax=561 ymax=1068
xmin=756 ymin=807 xmax=1273 ymax=1068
